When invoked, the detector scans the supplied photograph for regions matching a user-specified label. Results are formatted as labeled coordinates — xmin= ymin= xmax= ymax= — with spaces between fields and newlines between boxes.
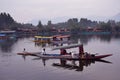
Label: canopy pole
xmin=79 ymin=44 xmax=84 ymax=56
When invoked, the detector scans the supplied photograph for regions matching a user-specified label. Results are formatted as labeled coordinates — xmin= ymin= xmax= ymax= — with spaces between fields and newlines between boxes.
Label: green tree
xmin=67 ymin=18 xmax=78 ymax=29
xmin=37 ymin=20 xmax=43 ymax=29
xmin=100 ymin=22 xmax=112 ymax=32
xmin=0 ymin=12 xmax=15 ymax=30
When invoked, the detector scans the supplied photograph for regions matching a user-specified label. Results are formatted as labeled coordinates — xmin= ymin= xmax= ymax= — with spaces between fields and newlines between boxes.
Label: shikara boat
xmin=33 ymin=35 xmax=70 ymax=43
xmin=17 ymin=44 xmax=112 ymax=60
xmin=52 ymin=35 xmax=70 ymax=41
xmin=33 ymin=53 xmax=112 ymax=60
xmin=17 ymin=51 xmax=41 ymax=56
xmin=31 ymin=44 xmax=112 ymax=60
xmin=34 ymin=36 xmax=52 ymax=43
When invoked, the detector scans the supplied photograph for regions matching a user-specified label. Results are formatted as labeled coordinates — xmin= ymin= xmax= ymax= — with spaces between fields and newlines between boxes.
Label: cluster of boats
xmin=17 ymin=35 xmax=113 ymax=71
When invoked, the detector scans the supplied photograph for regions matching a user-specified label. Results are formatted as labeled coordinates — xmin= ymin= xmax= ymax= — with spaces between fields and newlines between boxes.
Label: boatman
xmin=42 ymin=48 xmax=46 ymax=55
xmin=60 ymin=49 xmax=67 ymax=55
xmin=23 ymin=48 xmax=26 ymax=52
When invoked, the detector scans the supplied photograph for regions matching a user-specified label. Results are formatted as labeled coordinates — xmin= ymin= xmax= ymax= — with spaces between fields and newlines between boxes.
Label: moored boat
xmin=34 ymin=36 xmax=52 ymax=43
xmin=33 ymin=35 xmax=71 ymax=43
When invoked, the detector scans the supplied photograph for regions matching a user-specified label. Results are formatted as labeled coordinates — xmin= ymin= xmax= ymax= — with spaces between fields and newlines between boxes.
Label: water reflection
xmin=21 ymin=55 xmax=27 ymax=61
xmin=52 ymin=59 xmax=112 ymax=72
xmin=0 ymin=34 xmax=120 ymax=53
xmin=35 ymin=42 xmax=51 ymax=47
xmin=71 ymin=34 xmax=120 ymax=45
xmin=0 ymin=39 xmax=17 ymax=53
xmin=34 ymin=41 xmax=72 ymax=47
xmin=20 ymin=55 xmax=112 ymax=72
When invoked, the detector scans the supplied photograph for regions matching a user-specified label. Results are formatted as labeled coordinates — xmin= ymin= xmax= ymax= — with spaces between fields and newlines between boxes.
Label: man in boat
xmin=42 ymin=48 xmax=46 ymax=55
xmin=60 ymin=49 xmax=68 ymax=55
xmin=79 ymin=44 xmax=91 ymax=58
xmin=71 ymin=51 xmax=78 ymax=58
xmin=23 ymin=48 xmax=26 ymax=52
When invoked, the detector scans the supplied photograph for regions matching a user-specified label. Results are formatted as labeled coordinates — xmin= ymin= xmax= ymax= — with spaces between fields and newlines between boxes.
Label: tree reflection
xmin=71 ymin=34 xmax=120 ymax=45
xmin=0 ymin=39 xmax=17 ymax=53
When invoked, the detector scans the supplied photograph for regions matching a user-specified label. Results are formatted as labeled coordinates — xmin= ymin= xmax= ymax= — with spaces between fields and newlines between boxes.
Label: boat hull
xmin=35 ymin=54 xmax=112 ymax=60
xmin=17 ymin=52 xmax=41 ymax=56
xmin=17 ymin=51 xmax=112 ymax=60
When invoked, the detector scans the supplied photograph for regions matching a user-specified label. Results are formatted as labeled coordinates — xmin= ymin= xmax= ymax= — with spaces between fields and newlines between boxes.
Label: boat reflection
xmin=31 ymin=56 xmax=112 ymax=72
xmin=52 ymin=59 xmax=112 ymax=71
xmin=34 ymin=41 xmax=72 ymax=47
xmin=34 ymin=42 xmax=51 ymax=47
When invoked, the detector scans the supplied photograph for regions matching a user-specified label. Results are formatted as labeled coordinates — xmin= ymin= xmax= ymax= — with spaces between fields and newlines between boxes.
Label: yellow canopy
xmin=34 ymin=36 xmax=52 ymax=39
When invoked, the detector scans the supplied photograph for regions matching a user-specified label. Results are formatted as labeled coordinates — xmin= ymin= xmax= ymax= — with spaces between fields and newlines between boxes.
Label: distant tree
xmin=0 ymin=12 xmax=15 ymax=30
xmin=47 ymin=20 xmax=53 ymax=29
xmin=79 ymin=18 xmax=98 ymax=27
xmin=37 ymin=20 xmax=43 ymax=29
xmin=46 ymin=20 xmax=53 ymax=31
xmin=100 ymin=22 xmax=112 ymax=32
xmin=114 ymin=25 xmax=120 ymax=32
xmin=67 ymin=18 xmax=78 ymax=29
xmin=47 ymin=20 xmax=52 ymax=26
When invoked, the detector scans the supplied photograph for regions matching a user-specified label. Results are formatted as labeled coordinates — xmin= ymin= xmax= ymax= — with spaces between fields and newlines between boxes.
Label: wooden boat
xmin=33 ymin=35 xmax=70 ymax=43
xmin=17 ymin=44 xmax=112 ymax=60
xmin=34 ymin=36 xmax=52 ymax=43
xmin=0 ymin=34 xmax=7 ymax=39
xmin=51 ymin=35 xmax=70 ymax=43
xmin=33 ymin=44 xmax=112 ymax=60
xmin=52 ymin=35 xmax=70 ymax=39
xmin=17 ymin=51 xmax=41 ymax=56
xmin=34 ymin=53 xmax=112 ymax=60
xmin=0 ymin=30 xmax=16 ymax=39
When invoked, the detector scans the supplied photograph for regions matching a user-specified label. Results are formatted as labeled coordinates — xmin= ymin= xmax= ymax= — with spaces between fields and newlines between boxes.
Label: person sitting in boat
xmin=71 ymin=51 xmax=79 ymax=58
xmin=23 ymin=48 xmax=26 ymax=52
xmin=60 ymin=49 xmax=68 ymax=55
xmin=84 ymin=52 xmax=89 ymax=57
xmin=42 ymin=48 xmax=46 ymax=55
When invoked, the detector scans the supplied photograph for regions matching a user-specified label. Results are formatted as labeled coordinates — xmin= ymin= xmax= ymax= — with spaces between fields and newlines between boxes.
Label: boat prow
xmin=17 ymin=51 xmax=42 ymax=56
xmin=77 ymin=54 xmax=113 ymax=60
xmin=93 ymin=54 xmax=112 ymax=59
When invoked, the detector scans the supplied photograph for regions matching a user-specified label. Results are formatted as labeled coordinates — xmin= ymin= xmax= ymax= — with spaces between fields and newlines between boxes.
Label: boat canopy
xmin=52 ymin=43 xmax=82 ymax=50
xmin=0 ymin=34 xmax=6 ymax=36
xmin=52 ymin=35 xmax=70 ymax=38
xmin=34 ymin=36 xmax=52 ymax=39
xmin=0 ymin=30 xmax=16 ymax=34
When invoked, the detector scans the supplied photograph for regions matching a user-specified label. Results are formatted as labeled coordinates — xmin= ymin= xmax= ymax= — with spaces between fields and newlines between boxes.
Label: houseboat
xmin=34 ymin=35 xmax=71 ymax=43
xmin=34 ymin=36 xmax=53 ymax=43
xmin=0 ymin=30 xmax=16 ymax=39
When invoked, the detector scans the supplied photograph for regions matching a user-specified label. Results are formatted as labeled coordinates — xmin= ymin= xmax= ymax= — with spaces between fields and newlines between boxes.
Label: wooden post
xmin=60 ymin=49 xmax=62 ymax=55
xmin=79 ymin=44 xmax=84 ymax=56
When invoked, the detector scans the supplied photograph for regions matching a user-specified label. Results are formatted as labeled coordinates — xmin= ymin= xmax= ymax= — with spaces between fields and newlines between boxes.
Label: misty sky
xmin=0 ymin=0 xmax=120 ymax=24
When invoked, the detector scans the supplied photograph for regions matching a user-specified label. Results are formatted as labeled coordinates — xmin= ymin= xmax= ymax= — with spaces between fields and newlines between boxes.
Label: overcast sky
xmin=0 ymin=0 xmax=120 ymax=24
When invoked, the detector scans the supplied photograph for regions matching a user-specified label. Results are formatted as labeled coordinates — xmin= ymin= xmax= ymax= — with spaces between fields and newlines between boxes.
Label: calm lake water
xmin=0 ymin=34 xmax=120 ymax=80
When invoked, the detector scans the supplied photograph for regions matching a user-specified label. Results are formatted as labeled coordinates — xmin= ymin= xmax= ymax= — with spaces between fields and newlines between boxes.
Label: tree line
xmin=0 ymin=12 xmax=120 ymax=34
xmin=0 ymin=12 xmax=35 ymax=31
